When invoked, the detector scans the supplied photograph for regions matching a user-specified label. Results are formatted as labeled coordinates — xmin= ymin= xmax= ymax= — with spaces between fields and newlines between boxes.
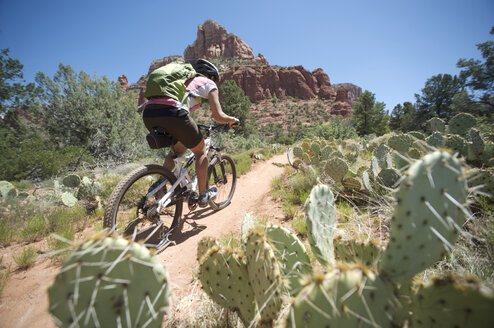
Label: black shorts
xmin=142 ymin=104 xmax=203 ymax=149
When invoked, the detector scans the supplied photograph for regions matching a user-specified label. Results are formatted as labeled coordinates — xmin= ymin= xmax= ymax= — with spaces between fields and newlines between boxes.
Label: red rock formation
xmin=330 ymin=101 xmax=353 ymax=117
xmin=335 ymin=86 xmax=349 ymax=103
xmin=118 ymin=75 xmax=129 ymax=91
xmin=184 ymin=20 xmax=255 ymax=61
xmin=220 ymin=65 xmax=336 ymax=103
xmin=333 ymin=83 xmax=362 ymax=106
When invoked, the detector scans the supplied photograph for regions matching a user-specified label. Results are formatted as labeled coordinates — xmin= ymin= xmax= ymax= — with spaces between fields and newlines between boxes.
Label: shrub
xmin=13 ymin=246 xmax=38 ymax=270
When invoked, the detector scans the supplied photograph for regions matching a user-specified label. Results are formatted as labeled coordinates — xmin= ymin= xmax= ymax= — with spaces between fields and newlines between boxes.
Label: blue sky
xmin=1 ymin=0 xmax=492 ymax=111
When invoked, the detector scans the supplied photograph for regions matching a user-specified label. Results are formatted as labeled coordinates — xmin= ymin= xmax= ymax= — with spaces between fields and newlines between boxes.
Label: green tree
xmin=389 ymin=101 xmax=416 ymax=132
xmin=414 ymin=74 xmax=465 ymax=125
xmin=457 ymin=26 xmax=494 ymax=115
xmin=34 ymin=64 xmax=148 ymax=160
xmin=219 ymin=80 xmax=255 ymax=136
xmin=352 ymin=91 xmax=389 ymax=136
xmin=0 ymin=48 xmax=36 ymax=115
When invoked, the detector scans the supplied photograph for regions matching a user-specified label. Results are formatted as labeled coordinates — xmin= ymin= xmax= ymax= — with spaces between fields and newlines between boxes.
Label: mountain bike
xmin=103 ymin=123 xmax=237 ymax=250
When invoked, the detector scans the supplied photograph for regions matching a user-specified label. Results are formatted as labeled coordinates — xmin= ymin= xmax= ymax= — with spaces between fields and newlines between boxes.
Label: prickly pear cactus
xmin=469 ymin=169 xmax=494 ymax=201
xmin=0 ymin=181 xmax=17 ymax=199
xmin=287 ymin=265 xmax=396 ymax=328
xmin=391 ymin=150 xmax=411 ymax=170
xmin=379 ymin=151 xmax=469 ymax=283
xmin=445 ymin=134 xmax=467 ymax=157
xmin=241 ymin=212 xmax=257 ymax=242
xmin=388 ymin=134 xmax=413 ymax=154
xmin=377 ymin=168 xmax=401 ymax=188
xmin=409 ymin=131 xmax=425 ymax=140
xmin=292 ymin=146 xmax=303 ymax=159
xmin=287 ymin=148 xmax=295 ymax=167
xmin=427 ymin=117 xmax=446 ymax=133
xmin=362 ymin=170 xmax=374 ymax=193
xmin=448 ymin=112 xmax=477 ymax=136
xmin=48 ymin=236 xmax=171 ymax=328
xmin=61 ymin=192 xmax=78 ymax=207
xmin=305 ymin=184 xmax=336 ymax=266
xmin=62 ymin=174 xmax=81 ymax=188
xmin=374 ymin=144 xmax=390 ymax=169
xmin=76 ymin=177 xmax=102 ymax=201
xmin=197 ymin=236 xmax=220 ymax=262
xmin=246 ymin=229 xmax=285 ymax=326
xmin=411 ymin=275 xmax=494 ymax=328
xmin=426 ymin=131 xmax=444 ymax=148
xmin=321 ymin=146 xmax=333 ymax=160
xmin=333 ymin=236 xmax=384 ymax=268
xmin=324 ymin=157 xmax=349 ymax=183
xmin=468 ymin=128 xmax=485 ymax=160
xmin=265 ymin=226 xmax=312 ymax=296
xmin=341 ymin=176 xmax=362 ymax=191
xmin=199 ymin=245 xmax=257 ymax=326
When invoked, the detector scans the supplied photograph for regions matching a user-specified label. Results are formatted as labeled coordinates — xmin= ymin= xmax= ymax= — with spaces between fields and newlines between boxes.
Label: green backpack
xmin=144 ymin=62 xmax=197 ymax=101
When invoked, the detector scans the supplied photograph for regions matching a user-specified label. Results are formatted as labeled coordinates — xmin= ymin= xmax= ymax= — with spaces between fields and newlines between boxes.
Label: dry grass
xmin=163 ymin=281 xmax=243 ymax=328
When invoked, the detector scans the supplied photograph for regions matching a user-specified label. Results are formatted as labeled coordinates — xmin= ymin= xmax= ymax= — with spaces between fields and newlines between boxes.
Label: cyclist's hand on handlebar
xmin=228 ymin=118 xmax=240 ymax=129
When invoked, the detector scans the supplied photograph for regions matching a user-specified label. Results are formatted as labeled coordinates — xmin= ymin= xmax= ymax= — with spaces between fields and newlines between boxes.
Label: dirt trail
xmin=0 ymin=153 xmax=288 ymax=327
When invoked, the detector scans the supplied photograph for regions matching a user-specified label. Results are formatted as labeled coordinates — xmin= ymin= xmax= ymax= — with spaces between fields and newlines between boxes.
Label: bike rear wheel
xmin=103 ymin=165 xmax=182 ymax=244
xmin=207 ymin=154 xmax=237 ymax=210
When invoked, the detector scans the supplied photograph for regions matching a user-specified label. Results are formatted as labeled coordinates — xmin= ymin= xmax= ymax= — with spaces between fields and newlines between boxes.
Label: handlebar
xmin=197 ymin=121 xmax=239 ymax=135
xmin=197 ymin=123 xmax=229 ymax=131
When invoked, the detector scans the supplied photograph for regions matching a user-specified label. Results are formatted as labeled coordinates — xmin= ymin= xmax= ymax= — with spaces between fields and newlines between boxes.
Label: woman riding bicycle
xmin=142 ymin=59 xmax=239 ymax=207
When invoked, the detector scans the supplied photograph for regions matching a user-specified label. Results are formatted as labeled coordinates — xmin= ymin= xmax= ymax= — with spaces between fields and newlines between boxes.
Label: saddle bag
xmin=146 ymin=128 xmax=173 ymax=149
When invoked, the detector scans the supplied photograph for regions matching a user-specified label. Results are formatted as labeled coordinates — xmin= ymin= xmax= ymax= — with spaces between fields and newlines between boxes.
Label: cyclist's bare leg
xmin=190 ymin=139 xmax=208 ymax=193
xmin=164 ymin=142 xmax=187 ymax=171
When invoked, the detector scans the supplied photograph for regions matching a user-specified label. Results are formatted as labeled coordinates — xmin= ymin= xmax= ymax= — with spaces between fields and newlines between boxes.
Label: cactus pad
xmin=342 ymin=176 xmax=362 ymax=191
xmin=287 ymin=265 xmax=396 ymax=328
xmin=380 ymin=151 xmax=469 ymax=283
xmin=324 ymin=157 xmax=349 ymax=183
xmin=445 ymin=135 xmax=467 ymax=157
xmin=374 ymin=144 xmax=390 ymax=169
xmin=409 ymin=131 xmax=425 ymax=140
xmin=426 ymin=131 xmax=444 ymax=148
xmin=333 ymin=236 xmax=384 ymax=268
xmin=292 ymin=147 xmax=303 ymax=159
xmin=265 ymin=226 xmax=312 ymax=296
xmin=411 ymin=275 xmax=494 ymax=328
xmin=61 ymin=192 xmax=78 ymax=207
xmin=246 ymin=229 xmax=284 ymax=325
xmin=388 ymin=134 xmax=413 ymax=154
xmin=197 ymin=236 xmax=220 ymax=262
xmin=449 ymin=112 xmax=477 ymax=136
xmin=362 ymin=170 xmax=374 ymax=193
xmin=199 ymin=246 xmax=257 ymax=326
xmin=321 ymin=146 xmax=333 ymax=160
xmin=0 ymin=181 xmax=17 ymax=199
xmin=305 ymin=184 xmax=336 ymax=267
xmin=377 ymin=168 xmax=401 ymax=188
xmin=63 ymin=174 xmax=81 ymax=188
xmin=469 ymin=169 xmax=494 ymax=200
xmin=48 ymin=236 xmax=171 ymax=328
xmin=427 ymin=117 xmax=446 ymax=133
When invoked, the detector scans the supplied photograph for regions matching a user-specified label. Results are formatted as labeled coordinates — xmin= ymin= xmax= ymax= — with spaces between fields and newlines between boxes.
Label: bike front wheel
xmin=207 ymin=154 xmax=237 ymax=210
xmin=103 ymin=165 xmax=183 ymax=244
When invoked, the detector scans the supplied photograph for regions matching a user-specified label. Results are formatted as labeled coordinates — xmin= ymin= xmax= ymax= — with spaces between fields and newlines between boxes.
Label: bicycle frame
xmin=153 ymin=131 xmax=217 ymax=213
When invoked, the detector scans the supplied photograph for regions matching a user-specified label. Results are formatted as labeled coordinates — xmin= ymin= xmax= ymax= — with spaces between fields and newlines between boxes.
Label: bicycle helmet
xmin=195 ymin=59 xmax=220 ymax=82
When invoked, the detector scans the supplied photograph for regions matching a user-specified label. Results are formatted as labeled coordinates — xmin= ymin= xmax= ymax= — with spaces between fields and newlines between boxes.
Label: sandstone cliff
xmin=126 ymin=20 xmax=359 ymax=118
xmin=220 ymin=65 xmax=336 ymax=102
xmin=185 ymin=20 xmax=255 ymax=61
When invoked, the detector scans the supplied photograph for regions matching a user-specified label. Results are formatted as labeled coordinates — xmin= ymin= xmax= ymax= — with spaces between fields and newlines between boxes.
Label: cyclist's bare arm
xmin=208 ymin=89 xmax=239 ymax=126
